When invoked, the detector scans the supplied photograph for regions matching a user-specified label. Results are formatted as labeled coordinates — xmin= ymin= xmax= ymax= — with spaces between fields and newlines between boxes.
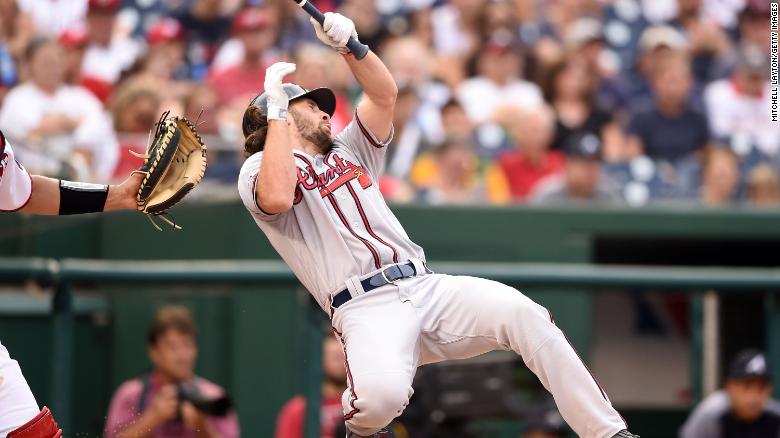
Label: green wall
xmin=3 ymin=202 xmax=780 ymax=437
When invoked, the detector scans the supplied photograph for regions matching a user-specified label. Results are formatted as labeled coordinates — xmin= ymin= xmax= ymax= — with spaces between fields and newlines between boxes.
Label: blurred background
xmin=0 ymin=0 xmax=778 ymax=437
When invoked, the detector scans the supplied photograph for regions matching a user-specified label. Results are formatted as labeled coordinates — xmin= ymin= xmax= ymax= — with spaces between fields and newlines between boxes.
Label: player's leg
xmin=400 ymin=274 xmax=628 ymax=438
xmin=0 ymin=342 xmax=60 ymax=438
xmin=330 ymin=285 xmax=421 ymax=437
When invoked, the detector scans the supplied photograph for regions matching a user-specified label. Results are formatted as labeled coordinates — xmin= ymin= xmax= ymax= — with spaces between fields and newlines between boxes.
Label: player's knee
xmin=346 ymin=373 xmax=413 ymax=433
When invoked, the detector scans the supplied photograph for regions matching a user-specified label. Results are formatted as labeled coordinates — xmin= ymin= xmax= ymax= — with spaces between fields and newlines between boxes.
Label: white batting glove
xmin=310 ymin=12 xmax=357 ymax=53
xmin=263 ymin=62 xmax=296 ymax=120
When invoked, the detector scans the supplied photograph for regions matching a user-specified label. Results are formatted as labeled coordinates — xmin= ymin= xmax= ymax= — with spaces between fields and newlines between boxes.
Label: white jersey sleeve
xmin=0 ymin=133 xmax=33 ymax=212
xmin=238 ymin=151 xmax=285 ymax=221
xmin=334 ymin=110 xmax=394 ymax=180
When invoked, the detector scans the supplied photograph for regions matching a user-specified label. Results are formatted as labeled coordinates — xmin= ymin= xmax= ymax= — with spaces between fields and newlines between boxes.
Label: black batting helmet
xmin=241 ymin=83 xmax=336 ymax=138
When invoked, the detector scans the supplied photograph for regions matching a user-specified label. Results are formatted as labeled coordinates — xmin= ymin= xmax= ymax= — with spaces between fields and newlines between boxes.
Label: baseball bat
xmin=293 ymin=0 xmax=369 ymax=60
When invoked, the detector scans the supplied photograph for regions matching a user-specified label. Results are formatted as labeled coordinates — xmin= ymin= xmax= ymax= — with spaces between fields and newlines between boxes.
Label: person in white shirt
xmin=80 ymin=0 xmax=141 ymax=85
xmin=16 ymin=0 xmax=87 ymax=37
xmin=0 ymin=37 xmax=118 ymax=181
xmin=456 ymin=36 xmax=542 ymax=125
xmin=703 ymin=47 xmax=779 ymax=157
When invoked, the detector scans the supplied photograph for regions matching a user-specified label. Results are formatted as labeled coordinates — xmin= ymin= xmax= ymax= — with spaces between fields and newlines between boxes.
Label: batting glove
xmin=310 ymin=12 xmax=357 ymax=53
xmin=263 ymin=62 xmax=296 ymax=121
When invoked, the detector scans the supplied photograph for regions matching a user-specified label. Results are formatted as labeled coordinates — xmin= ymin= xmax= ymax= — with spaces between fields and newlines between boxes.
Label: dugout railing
xmin=3 ymin=258 xmax=780 ymax=438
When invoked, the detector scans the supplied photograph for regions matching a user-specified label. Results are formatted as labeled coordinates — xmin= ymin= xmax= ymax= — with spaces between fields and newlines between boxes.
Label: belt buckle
xmin=380 ymin=265 xmax=400 ymax=284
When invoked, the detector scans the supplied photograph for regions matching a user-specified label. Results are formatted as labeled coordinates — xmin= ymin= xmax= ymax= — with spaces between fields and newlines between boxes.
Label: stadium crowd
xmin=0 ymin=0 xmax=776 ymax=207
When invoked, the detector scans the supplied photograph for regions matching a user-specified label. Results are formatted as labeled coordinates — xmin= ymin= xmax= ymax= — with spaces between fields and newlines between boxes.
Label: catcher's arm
xmin=22 ymin=173 xmax=142 ymax=215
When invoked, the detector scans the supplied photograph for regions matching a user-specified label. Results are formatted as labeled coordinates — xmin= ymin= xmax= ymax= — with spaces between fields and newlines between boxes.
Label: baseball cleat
xmin=612 ymin=430 xmax=639 ymax=438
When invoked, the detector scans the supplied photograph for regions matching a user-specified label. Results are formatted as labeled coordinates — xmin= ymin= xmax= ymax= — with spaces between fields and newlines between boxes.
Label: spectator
xmin=531 ymin=132 xmax=621 ymax=205
xmin=738 ymin=0 xmax=772 ymax=54
xmin=411 ymin=136 xmax=508 ymax=205
xmin=110 ymin=78 xmax=162 ymax=179
xmin=496 ymin=105 xmax=564 ymax=202
xmin=563 ymin=18 xmax=630 ymax=113
xmin=456 ymin=35 xmax=542 ymax=125
xmin=626 ymin=50 xmax=710 ymax=161
xmin=670 ymin=0 xmax=733 ymax=83
xmin=274 ymin=335 xmax=346 ymax=438
xmin=629 ymin=25 xmax=689 ymax=106
xmin=699 ymin=147 xmax=739 ymax=206
xmin=385 ymin=85 xmax=426 ymax=180
xmin=208 ymin=8 xmax=278 ymax=106
xmin=81 ymin=0 xmax=142 ymax=90
xmin=704 ymin=47 xmax=779 ymax=158
xmin=0 ymin=37 xmax=117 ymax=181
xmin=0 ymin=0 xmax=33 ymax=100
xmin=174 ymin=0 xmax=235 ymax=76
xmin=16 ymin=0 xmax=86 ymax=37
xmin=680 ymin=349 xmax=780 ymax=438
xmin=540 ymin=56 xmax=625 ymax=161
xmin=747 ymin=165 xmax=780 ymax=206
xmin=104 ymin=305 xmax=239 ymax=438
xmin=142 ymin=18 xmax=189 ymax=82
xmin=58 ymin=26 xmax=89 ymax=86
xmin=431 ymin=0 xmax=485 ymax=86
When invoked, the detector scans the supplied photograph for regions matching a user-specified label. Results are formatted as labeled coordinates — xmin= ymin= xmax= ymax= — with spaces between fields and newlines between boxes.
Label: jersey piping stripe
xmin=326 ymin=193 xmax=382 ymax=269
xmin=294 ymin=152 xmax=383 ymax=269
xmin=345 ymin=181 xmax=399 ymax=264
xmin=354 ymin=111 xmax=384 ymax=149
xmin=0 ymin=131 xmax=5 ymax=157
xmin=332 ymin=327 xmax=360 ymax=421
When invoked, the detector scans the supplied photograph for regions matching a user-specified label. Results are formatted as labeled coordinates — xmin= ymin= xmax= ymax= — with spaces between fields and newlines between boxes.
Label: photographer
xmin=103 ymin=306 xmax=239 ymax=438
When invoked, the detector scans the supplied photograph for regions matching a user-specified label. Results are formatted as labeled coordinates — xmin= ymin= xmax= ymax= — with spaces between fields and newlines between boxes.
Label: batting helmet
xmin=242 ymin=83 xmax=336 ymax=138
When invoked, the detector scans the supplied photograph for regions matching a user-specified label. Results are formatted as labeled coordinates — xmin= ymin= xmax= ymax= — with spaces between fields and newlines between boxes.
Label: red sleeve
xmin=274 ymin=396 xmax=306 ymax=438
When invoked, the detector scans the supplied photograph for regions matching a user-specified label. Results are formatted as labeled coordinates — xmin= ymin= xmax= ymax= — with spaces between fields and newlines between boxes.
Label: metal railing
xmin=3 ymin=258 xmax=780 ymax=437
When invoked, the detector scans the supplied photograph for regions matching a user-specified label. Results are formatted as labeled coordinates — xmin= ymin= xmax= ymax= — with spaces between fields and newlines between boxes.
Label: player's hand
xmin=104 ymin=171 xmax=143 ymax=211
xmin=148 ymin=385 xmax=179 ymax=425
xmin=264 ymin=62 xmax=296 ymax=120
xmin=310 ymin=12 xmax=357 ymax=53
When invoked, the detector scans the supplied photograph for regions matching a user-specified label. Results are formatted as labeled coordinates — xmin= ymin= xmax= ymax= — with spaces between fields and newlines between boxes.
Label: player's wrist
xmin=266 ymin=105 xmax=288 ymax=121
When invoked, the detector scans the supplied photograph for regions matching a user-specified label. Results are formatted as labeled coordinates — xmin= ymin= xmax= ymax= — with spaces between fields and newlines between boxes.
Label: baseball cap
xmin=147 ymin=18 xmax=185 ymax=46
xmin=232 ymin=8 xmax=272 ymax=34
xmin=728 ymin=349 xmax=772 ymax=380
xmin=566 ymin=18 xmax=604 ymax=48
xmin=565 ymin=132 xmax=602 ymax=161
xmin=88 ymin=0 xmax=120 ymax=12
xmin=58 ymin=26 xmax=88 ymax=49
xmin=242 ymin=83 xmax=336 ymax=137
xmin=638 ymin=25 xmax=686 ymax=52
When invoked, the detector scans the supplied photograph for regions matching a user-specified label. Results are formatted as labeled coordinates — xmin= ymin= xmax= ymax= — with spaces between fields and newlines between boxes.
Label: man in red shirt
xmin=208 ymin=8 xmax=278 ymax=106
xmin=497 ymin=105 xmax=564 ymax=202
xmin=275 ymin=336 xmax=347 ymax=438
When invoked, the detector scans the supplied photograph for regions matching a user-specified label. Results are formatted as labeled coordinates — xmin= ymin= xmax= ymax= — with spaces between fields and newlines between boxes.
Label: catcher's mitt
xmin=132 ymin=112 xmax=207 ymax=230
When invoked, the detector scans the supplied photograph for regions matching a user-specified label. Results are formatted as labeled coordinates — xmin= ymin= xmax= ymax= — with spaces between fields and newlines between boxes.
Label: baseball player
xmin=237 ymin=12 xmax=640 ymax=438
xmin=0 ymin=129 xmax=142 ymax=438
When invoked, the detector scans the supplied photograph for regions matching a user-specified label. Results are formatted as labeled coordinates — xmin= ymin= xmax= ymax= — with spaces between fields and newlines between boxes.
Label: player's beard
xmin=290 ymin=108 xmax=332 ymax=153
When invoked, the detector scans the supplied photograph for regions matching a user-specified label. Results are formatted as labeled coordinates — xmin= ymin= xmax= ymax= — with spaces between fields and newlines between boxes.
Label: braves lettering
xmin=295 ymin=152 xmax=371 ymax=203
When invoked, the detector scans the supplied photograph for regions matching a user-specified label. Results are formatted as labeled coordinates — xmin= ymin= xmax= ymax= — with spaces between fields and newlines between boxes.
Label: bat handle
xmin=297 ymin=0 xmax=370 ymax=60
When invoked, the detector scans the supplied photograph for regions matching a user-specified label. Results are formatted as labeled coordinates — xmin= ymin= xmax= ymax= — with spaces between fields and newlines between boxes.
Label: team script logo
xmin=294 ymin=152 xmax=371 ymax=204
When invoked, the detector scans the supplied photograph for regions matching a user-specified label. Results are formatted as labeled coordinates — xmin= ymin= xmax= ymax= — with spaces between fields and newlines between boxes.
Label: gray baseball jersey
xmin=238 ymin=112 xmax=425 ymax=311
